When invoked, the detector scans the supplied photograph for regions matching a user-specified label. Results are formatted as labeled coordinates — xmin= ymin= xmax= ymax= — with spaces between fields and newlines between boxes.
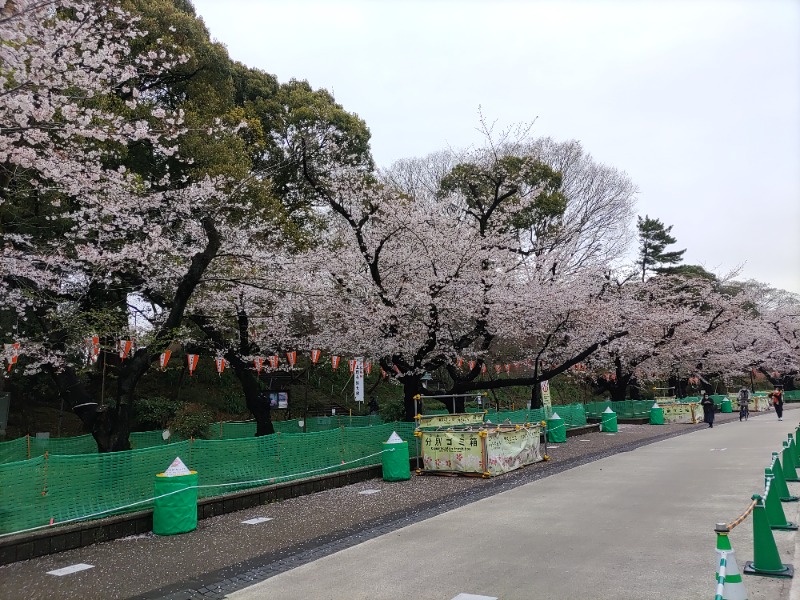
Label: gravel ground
xmin=0 ymin=408 xmax=774 ymax=600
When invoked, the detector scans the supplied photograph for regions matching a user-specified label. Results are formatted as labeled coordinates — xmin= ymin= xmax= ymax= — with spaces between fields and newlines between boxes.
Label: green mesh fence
xmin=585 ymin=400 xmax=654 ymax=419
xmin=272 ymin=420 xmax=304 ymax=434
xmin=0 ymin=442 xmax=191 ymax=537
xmin=0 ymin=437 xmax=27 ymax=464
xmin=130 ymin=431 xmax=184 ymax=449
xmin=710 ymin=395 xmax=727 ymax=408
xmin=0 ymin=434 xmax=99 ymax=463
xmin=482 ymin=404 xmax=587 ymax=428
xmin=214 ymin=421 xmax=257 ymax=439
xmin=548 ymin=404 xmax=588 ymax=427
xmin=785 ymin=390 xmax=800 ymax=402
xmin=304 ymin=415 xmax=382 ymax=432
xmin=0 ymin=422 xmax=416 ymax=536
xmin=0 ymin=416 xmax=389 ymax=464
xmin=2 ymin=405 xmax=592 ymax=466
xmin=30 ymin=434 xmax=98 ymax=458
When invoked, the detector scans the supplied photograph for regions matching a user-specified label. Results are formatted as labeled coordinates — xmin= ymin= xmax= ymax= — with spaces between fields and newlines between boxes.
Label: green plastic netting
xmin=584 ymin=400 xmax=653 ymax=419
xmin=490 ymin=404 xmax=587 ymax=428
xmin=0 ymin=437 xmax=27 ymax=464
xmin=0 ymin=407 xmax=588 ymax=464
xmin=0 ymin=422 xmax=416 ymax=536
xmin=0 ymin=405 xmax=595 ymax=535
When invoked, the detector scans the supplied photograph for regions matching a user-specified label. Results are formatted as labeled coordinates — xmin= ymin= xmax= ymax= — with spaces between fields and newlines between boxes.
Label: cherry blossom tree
xmin=293 ymin=123 xmax=642 ymax=419
xmin=1 ymin=0 xmax=379 ymax=446
xmin=581 ymin=274 xmax=751 ymax=399
xmin=0 ymin=0 xmax=271 ymax=449
xmin=728 ymin=282 xmax=800 ymax=390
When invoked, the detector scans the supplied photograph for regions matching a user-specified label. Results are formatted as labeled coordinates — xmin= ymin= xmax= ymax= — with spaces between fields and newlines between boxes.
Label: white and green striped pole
xmin=715 ymin=523 xmax=749 ymax=599
xmin=714 ymin=551 xmax=728 ymax=600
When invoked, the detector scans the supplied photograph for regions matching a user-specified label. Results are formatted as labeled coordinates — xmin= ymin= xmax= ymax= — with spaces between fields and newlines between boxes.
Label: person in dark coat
xmin=700 ymin=391 xmax=715 ymax=428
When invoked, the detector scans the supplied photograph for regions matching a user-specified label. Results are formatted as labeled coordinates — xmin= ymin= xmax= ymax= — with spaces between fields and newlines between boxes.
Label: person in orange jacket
xmin=769 ymin=387 xmax=784 ymax=421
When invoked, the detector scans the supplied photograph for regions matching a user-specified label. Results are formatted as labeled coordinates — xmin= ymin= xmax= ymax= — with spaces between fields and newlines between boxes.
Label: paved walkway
xmin=229 ymin=412 xmax=799 ymax=600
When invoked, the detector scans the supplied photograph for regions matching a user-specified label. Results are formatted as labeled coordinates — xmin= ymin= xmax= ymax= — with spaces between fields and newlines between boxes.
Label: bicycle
xmin=739 ymin=404 xmax=749 ymax=421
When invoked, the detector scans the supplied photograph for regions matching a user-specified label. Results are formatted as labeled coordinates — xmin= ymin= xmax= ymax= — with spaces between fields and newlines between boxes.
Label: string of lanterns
xmin=3 ymin=339 xmax=786 ymax=382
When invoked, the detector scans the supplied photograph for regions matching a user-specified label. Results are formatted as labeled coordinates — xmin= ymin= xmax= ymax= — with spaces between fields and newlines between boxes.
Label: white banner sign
xmin=354 ymin=357 xmax=364 ymax=402
xmin=541 ymin=380 xmax=552 ymax=413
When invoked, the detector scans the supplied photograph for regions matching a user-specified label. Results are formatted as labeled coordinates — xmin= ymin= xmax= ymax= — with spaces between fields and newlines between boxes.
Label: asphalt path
xmin=229 ymin=411 xmax=800 ymax=600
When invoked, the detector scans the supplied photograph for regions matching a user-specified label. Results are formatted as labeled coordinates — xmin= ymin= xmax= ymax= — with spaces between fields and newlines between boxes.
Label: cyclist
xmin=738 ymin=387 xmax=750 ymax=421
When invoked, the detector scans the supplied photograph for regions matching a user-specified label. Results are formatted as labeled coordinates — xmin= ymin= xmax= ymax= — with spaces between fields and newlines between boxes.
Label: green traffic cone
xmin=770 ymin=452 xmax=799 ymax=502
xmin=795 ymin=426 xmax=800 ymax=461
xmin=781 ymin=442 xmax=800 ymax=482
xmin=764 ymin=469 xmax=798 ymax=530
xmin=743 ymin=495 xmax=794 ymax=578
xmin=788 ymin=434 xmax=800 ymax=468
xmin=714 ymin=524 xmax=749 ymax=600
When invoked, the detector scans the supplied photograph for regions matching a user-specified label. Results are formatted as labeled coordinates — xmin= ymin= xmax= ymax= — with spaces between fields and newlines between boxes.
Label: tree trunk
xmin=606 ymin=358 xmax=628 ymax=401
xmin=628 ymin=376 xmax=642 ymax=400
xmin=668 ymin=375 xmax=691 ymax=398
xmin=608 ymin=380 xmax=627 ymax=401
xmin=530 ymin=379 xmax=542 ymax=409
xmin=228 ymin=355 xmax=274 ymax=436
xmin=104 ymin=348 xmax=153 ymax=452
xmin=757 ymin=367 xmax=791 ymax=390
xmin=400 ymin=375 xmax=423 ymax=422
xmin=72 ymin=403 xmax=132 ymax=452
xmin=44 ymin=362 xmax=129 ymax=453
xmin=450 ymin=395 xmax=466 ymax=414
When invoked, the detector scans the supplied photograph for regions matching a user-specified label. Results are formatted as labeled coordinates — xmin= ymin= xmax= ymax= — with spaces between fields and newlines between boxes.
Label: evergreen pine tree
xmin=637 ymin=215 xmax=686 ymax=281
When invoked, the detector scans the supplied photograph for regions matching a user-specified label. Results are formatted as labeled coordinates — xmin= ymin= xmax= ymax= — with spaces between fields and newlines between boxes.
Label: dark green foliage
xmin=135 ymin=396 xmax=182 ymax=430
xmin=377 ymin=398 xmax=406 ymax=423
xmin=658 ymin=264 xmax=717 ymax=281
xmin=636 ymin=215 xmax=686 ymax=281
xmin=439 ymin=155 xmax=565 ymax=238
xmin=170 ymin=402 xmax=215 ymax=439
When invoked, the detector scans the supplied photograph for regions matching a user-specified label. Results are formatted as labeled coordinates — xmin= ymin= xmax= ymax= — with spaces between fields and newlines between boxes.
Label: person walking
xmin=701 ymin=391 xmax=715 ymax=428
xmin=738 ymin=387 xmax=751 ymax=421
xmin=770 ymin=387 xmax=784 ymax=421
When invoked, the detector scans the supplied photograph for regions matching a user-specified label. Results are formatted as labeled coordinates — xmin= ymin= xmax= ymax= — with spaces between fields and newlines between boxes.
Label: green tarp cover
xmin=382 ymin=441 xmax=410 ymax=481
xmin=153 ymin=472 xmax=198 ymax=535
xmin=601 ymin=411 xmax=618 ymax=433
xmin=547 ymin=416 xmax=566 ymax=443
xmin=649 ymin=405 xmax=664 ymax=425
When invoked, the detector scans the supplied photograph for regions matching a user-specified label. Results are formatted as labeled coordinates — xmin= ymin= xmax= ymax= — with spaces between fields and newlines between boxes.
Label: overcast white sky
xmin=192 ymin=0 xmax=800 ymax=294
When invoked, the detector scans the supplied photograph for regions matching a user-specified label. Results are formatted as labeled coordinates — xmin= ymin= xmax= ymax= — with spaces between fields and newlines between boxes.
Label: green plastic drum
xmin=153 ymin=472 xmax=198 ymax=536
xmin=382 ymin=441 xmax=410 ymax=481
xmin=547 ymin=415 xmax=566 ymax=443
xmin=649 ymin=404 xmax=664 ymax=425
xmin=720 ymin=398 xmax=732 ymax=413
xmin=601 ymin=409 xmax=618 ymax=433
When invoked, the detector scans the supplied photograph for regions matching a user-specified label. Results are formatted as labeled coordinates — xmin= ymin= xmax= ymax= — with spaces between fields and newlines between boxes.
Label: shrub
xmin=135 ymin=396 xmax=181 ymax=430
xmin=170 ymin=403 xmax=215 ymax=439
xmin=378 ymin=398 xmax=405 ymax=422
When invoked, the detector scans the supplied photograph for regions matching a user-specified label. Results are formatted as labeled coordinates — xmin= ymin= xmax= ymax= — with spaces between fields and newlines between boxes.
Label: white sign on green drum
xmin=382 ymin=431 xmax=410 ymax=481
xmin=547 ymin=412 xmax=566 ymax=443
